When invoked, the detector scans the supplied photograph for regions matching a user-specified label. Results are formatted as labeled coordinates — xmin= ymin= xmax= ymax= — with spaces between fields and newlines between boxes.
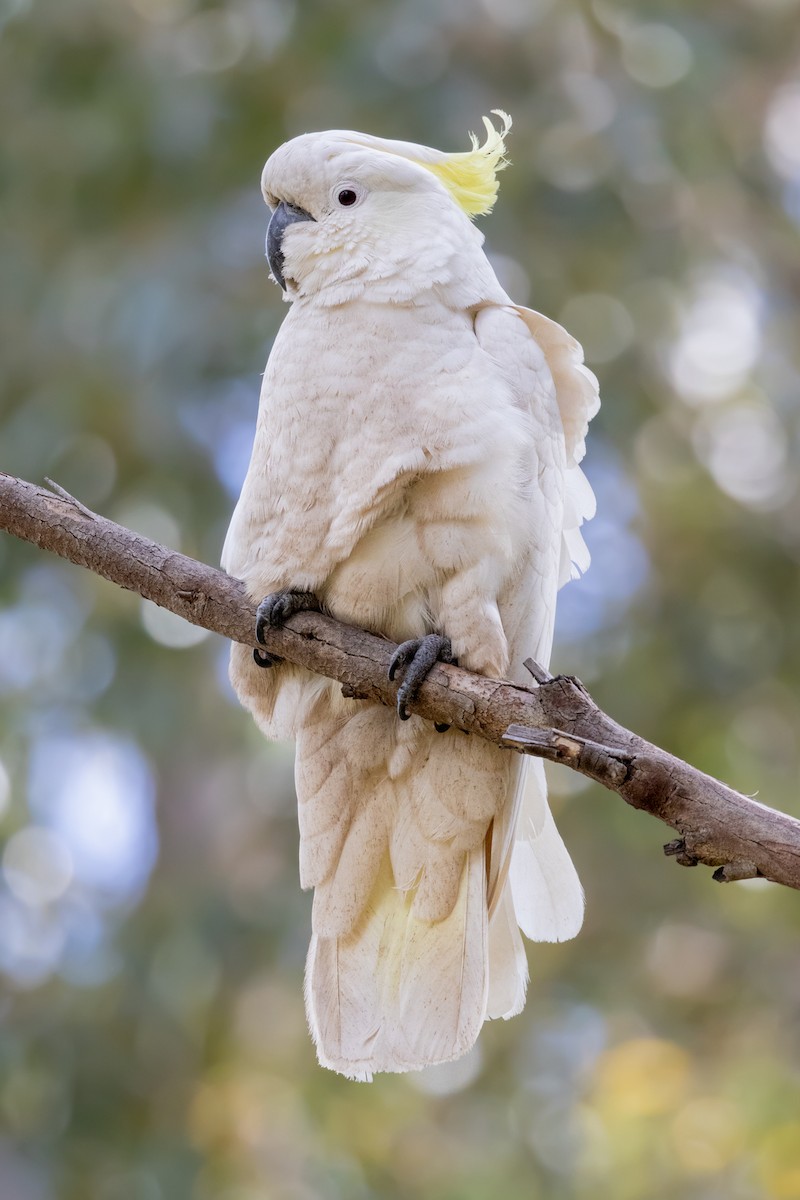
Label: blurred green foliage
xmin=2 ymin=0 xmax=800 ymax=1197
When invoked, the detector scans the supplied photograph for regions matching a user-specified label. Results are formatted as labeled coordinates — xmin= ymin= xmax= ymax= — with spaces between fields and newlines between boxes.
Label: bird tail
xmin=483 ymin=756 xmax=583 ymax=1025
xmin=306 ymin=847 xmax=489 ymax=1081
xmin=298 ymin=696 xmax=582 ymax=1079
xmin=235 ymin=653 xmax=584 ymax=1078
xmin=297 ymin=688 xmax=501 ymax=1079
xmin=508 ymin=757 xmax=585 ymax=943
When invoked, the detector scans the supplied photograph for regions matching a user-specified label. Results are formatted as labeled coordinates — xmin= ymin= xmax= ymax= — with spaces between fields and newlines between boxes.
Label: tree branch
xmin=2 ymin=470 xmax=800 ymax=891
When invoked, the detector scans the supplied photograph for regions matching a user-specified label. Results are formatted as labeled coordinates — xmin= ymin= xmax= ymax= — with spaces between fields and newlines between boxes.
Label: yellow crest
xmin=420 ymin=110 xmax=512 ymax=218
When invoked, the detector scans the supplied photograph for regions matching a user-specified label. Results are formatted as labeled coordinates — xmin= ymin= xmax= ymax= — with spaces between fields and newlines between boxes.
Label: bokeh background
xmin=2 ymin=0 xmax=800 ymax=1196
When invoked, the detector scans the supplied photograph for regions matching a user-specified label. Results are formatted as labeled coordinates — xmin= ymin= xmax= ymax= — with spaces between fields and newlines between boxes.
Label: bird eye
xmin=337 ymin=188 xmax=358 ymax=207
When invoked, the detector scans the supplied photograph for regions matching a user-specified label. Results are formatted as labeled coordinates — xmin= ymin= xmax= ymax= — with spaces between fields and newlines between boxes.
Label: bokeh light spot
xmin=0 ymin=896 xmax=66 ymax=988
xmin=141 ymin=598 xmax=211 ymax=648
xmin=621 ymin=23 xmax=693 ymax=89
xmin=593 ymin=1037 xmax=692 ymax=1116
xmin=764 ymin=82 xmax=800 ymax=182
xmin=671 ymin=1096 xmax=744 ymax=1174
xmin=3 ymin=827 xmax=73 ymax=906
xmin=172 ymin=10 xmax=248 ymax=74
xmin=646 ymin=922 xmax=728 ymax=998
xmin=537 ymin=123 xmax=613 ymax=192
xmin=667 ymin=274 xmax=762 ymax=403
xmin=46 ymin=434 xmax=117 ymax=508
xmin=29 ymin=733 xmax=158 ymax=904
xmin=558 ymin=293 xmax=635 ymax=364
xmin=758 ymin=1123 xmax=800 ymax=1198
xmin=114 ymin=500 xmax=182 ymax=551
xmin=692 ymin=401 xmax=791 ymax=511
xmin=408 ymin=1043 xmax=483 ymax=1096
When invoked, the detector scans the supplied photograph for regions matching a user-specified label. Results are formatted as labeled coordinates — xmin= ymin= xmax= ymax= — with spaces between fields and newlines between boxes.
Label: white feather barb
xmin=306 ymin=849 xmax=489 ymax=1080
xmin=513 ymin=306 xmax=600 ymax=468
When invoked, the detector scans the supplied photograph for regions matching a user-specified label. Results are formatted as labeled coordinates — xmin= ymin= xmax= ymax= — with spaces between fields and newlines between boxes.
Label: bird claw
xmin=253 ymin=647 xmax=280 ymax=668
xmin=253 ymin=589 xmax=320 ymax=667
xmin=388 ymin=634 xmax=454 ymax=720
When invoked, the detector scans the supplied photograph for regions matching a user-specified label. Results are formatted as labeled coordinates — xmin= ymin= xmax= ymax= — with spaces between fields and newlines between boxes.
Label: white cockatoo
xmin=222 ymin=112 xmax=599 ymax=1081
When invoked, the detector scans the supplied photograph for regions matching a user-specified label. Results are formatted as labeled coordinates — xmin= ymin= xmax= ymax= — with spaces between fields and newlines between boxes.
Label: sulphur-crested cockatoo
xmin=222 ymin=112 xmax=599 ymax=1081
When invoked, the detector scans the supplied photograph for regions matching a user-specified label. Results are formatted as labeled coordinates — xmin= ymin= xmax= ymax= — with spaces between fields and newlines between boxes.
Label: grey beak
xmin=266 ymin=200 xmax=315 ymax=290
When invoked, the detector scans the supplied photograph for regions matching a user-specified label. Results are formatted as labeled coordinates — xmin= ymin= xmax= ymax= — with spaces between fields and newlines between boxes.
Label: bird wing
xmin=472 ymin=303 xmax=598 ymax=1017
xmin=513 ymin=305 xmax=599 ymax=586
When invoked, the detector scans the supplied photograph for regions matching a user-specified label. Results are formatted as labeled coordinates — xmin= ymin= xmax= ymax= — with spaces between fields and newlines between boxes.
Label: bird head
xmin=260 ymin=112 xmax=512 ymax=306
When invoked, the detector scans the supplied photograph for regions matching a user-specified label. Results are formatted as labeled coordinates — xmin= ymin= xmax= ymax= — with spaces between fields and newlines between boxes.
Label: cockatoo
xmin=222 ymin=112 xmax=599 ymax=1081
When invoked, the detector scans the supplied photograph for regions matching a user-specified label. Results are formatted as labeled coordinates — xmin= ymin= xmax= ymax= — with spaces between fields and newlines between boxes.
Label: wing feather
xmin=306 ymin=848 xmax=488 ymax=1080
xmin=473 ymin=303 xmax=593 ymax=986
xmin=512 ymin=306 xmax=600 ymax=468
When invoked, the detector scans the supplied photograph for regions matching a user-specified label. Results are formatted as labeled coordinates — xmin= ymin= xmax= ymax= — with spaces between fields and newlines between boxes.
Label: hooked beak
xmin=266 ymin=200 xmax=315 ymax=290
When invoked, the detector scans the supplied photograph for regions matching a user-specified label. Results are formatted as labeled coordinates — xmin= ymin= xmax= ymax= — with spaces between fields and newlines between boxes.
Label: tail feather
xmin=291 ymin=680 xmax=582 ymax=1079
xmin=311 ymin=800 xmax=389 ymax=938
xmin=486 ymin=882 xmax=528 ymax=1020
xmin=306 ymin=849 xmax=488 ymax=1080
xmin=509 ymin=758 xmax=584 ymax=943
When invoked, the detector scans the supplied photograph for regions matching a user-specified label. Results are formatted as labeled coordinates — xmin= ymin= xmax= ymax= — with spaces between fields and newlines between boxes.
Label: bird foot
xmin=253 ymin=589 xmax=320 ymax=668
xmin=388 ymin=634 xmax=455 ymax=721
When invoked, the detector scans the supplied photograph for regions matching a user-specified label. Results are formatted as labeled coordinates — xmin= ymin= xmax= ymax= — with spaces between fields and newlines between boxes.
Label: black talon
xmin=254 ymin=589 xmax=320 ymax=667
xmin=253 ymin=648 xmax=279 ymax=668
xmin=388 ymin=634 xmax=454 ymax=720
xmin=387 ymin=640 xmax=415 ymax=682
xmin=255 ymin=589 xmax=319 ymax=640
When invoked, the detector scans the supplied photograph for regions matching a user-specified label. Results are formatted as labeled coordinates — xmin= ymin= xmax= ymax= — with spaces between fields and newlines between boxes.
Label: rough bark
xmin=2 ymin=470 xmax=799 ymax=891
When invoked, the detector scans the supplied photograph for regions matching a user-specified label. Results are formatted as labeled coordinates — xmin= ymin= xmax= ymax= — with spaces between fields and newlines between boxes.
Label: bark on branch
xmin=2 ymin=470 xmax=800 ymax=891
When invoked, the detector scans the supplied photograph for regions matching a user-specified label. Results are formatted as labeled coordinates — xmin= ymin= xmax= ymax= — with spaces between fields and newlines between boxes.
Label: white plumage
xmin=222 ymin=114 xmax=599 ymax=1080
